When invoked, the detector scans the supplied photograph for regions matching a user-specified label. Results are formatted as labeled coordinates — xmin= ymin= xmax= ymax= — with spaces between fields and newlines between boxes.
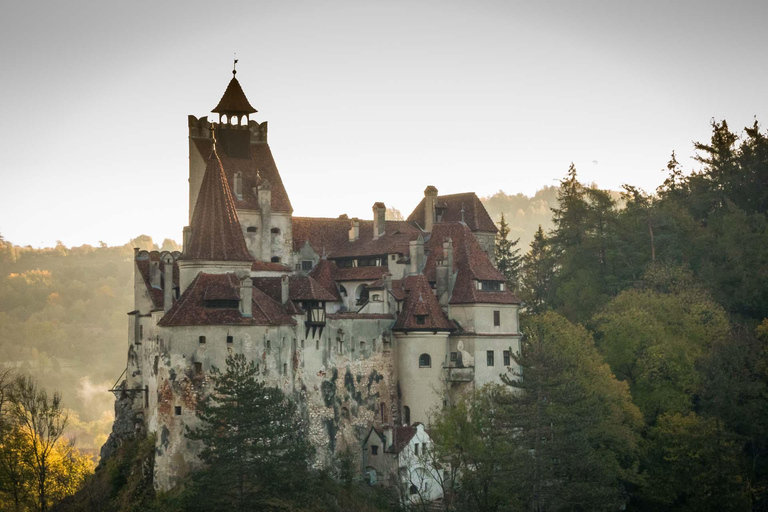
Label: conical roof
xmin=212 ymin=75 xmax=257 ymax=115
xmin=182 ymin=146 xmax=253 ymax=262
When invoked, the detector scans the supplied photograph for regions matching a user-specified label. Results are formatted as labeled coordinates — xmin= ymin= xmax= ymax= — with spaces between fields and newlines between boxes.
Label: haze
xmin=1 ymin=0 xmax=766 ymax=248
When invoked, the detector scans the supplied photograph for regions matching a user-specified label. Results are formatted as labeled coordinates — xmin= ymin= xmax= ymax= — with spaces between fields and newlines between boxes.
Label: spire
xmin=212 ymin=67 xmax=257 ymax=116
xmin=183 ymin=134 xmax=253 ymax=262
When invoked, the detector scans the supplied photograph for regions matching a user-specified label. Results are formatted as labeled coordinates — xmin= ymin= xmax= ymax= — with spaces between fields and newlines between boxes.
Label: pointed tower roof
xmin=182 ymin=144 xmax=253 ymax=262
xmin=212 ymin=70 xmax=257 ymax=115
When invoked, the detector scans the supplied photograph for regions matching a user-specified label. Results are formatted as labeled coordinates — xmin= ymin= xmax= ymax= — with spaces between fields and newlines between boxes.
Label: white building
xmin=104 ymin=68 xmax=522 ymax=490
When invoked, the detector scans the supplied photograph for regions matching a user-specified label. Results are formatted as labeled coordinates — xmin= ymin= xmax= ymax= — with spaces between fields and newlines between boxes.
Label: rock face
xmin=98 ymin=382 xmax=145 ymax=468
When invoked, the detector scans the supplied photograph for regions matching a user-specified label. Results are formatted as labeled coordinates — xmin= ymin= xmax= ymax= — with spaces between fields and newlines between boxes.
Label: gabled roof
xmin=158 ymin=273 xmax=296 ymax=327
xmin=192 ymin=139 xmax=293 ymax=213
xmin=135 ymin=251 xmax=179 ymax=310
xmin=291 ymin=217 xmax=351 ymax=253
xmin=391 ymin=425 xmax=418 ymax=453
xmin=393 ymin=275 xmax=455 ymax=332
xmin=182 ymin=147 xmax=253 ymax=262
xmin=407 ymin=192 xmax=497 ymax=233
xmin=212 ymin=76 xmax=257 ymax=114
xmin=308 ymin=259 xmax=342 ymax=300
xmin=424 ymin=223 xmax=520 ymax=305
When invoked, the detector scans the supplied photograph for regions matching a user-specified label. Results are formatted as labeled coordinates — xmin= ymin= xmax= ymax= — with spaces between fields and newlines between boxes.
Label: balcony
xmin=444 ymin=365 xmax=474 ymax=382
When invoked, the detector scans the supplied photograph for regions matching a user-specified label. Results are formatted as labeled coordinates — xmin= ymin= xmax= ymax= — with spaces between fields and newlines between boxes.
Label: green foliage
xmin=183 ymin=354 xmax=315 ymax=511
xmin=593 ymin=275 xmax=729 ymax=421
xmin=493 ymin=214 xmax=521 ymax=290
xmin=518 ymin=226 xmax=555 ymax=313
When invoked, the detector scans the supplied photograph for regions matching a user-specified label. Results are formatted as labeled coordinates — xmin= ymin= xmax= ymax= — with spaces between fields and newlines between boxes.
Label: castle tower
xmin=187 ymin=65 xmax=294 ymax=265
xmin=177 ymin=135 xmax=253 ymax=293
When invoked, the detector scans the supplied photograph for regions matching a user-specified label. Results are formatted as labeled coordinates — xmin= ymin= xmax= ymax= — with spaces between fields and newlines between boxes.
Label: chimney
xmin=150 ymin=258 xmax=162 ymax=289
xmin=424 ymin=186 xmax=438 ymax=232
xmin=240 ymin=275 xmax=253 ymax=318
xmin=409 ymin=235 xmax=425 ymax=274
xmin=349 ymin=218 xmax=360 ymax=242
xmin=182 ymin=226 xmax=191 ymax=254
xmin=259 ymin=180 xmax=272 ymax=262
xmin=233 ymin=171 xmax=243 ymax=200
xmin=436 ymin=238 xmax=454 ymax=306
xmin=372 ymin=202 xmax=386 ymax=240
xmin=162 ymin=254 xmax=175 ymax=313
xmin=281 ymin=274 xmax=290 ymax=304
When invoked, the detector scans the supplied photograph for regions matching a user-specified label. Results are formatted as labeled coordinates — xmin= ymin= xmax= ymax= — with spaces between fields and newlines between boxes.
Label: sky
xmin=1 ymin=0 xmax=766 ymax=248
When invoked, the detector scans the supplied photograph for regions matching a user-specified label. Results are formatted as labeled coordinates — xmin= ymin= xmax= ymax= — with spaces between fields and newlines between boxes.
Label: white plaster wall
xmin=395 ymin=332 xmax=449 ymax=426
xmin=237 ymin=210 xmax=262 ymax=260
xmin=449 ymin=304 xmax=519 ymax=334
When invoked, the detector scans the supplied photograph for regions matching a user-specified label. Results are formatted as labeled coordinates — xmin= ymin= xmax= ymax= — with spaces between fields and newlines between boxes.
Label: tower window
xmin=493 ymin=310 xmax=501 ymax=326
xmin=194 ymin=362 xmax=203 ymax=374
xmin=419 ymin=353 xmax=431 ymax=368
xmin=271 ymin=228 xmax=280 ymax=234
xmin=283 ymin=363 xmax=287 ymax=375
xmin=404 ymin=406 xmax=411 ymax=425
xmin=174 ymin=406 xmax=182 ymax=416
xmin=487 ymin=350 xmax=495 ymax=366
xmin=227 ymin=335 xmax=233 ymax=344
xmin=247 ymin=226 xmax=257 ymax=233
xmin=271 ymin=256 xmax=281 ymax=263
xmin=301 ymin=260 xmax=313 ymax=271
xmin=504 ymin=350 xmax=511 ymax=366
xmin=199 ymin=335 xmax=206 ymax=344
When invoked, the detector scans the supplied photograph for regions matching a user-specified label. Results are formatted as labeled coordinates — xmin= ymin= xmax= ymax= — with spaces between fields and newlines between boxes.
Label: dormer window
xmin=415 ymin=315 xmax=426 ymax=325
xmin=479 ymin=280 xmax=503 ymax=291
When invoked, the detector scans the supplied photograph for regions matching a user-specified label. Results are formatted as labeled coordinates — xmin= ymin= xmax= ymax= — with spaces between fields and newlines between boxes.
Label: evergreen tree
xmin=494 ymin=214 xmax=522 ymax=291
xmin=184 ymin=354 xmax=314 ymax=512
xmin=499 ymin=312 xmax=642 ymax=511
xmin=518 ymin=226 xmax=555 ymax=313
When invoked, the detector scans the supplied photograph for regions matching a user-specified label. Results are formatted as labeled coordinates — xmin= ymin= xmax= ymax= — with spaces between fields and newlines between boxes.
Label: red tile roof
xmin=390 ymin=426 xmax=418 ymax=453
xmin=135 ymin=251 xmax=179 ymax=310
xmin=424 ymin=223 xmax=520 ymax=305
xmin=393 ymin=275 xmax=455 ymax=332
xmin=291 ymin=217 xmax=350 ymax=253
xmin=212 ymin=76 xmax=257 ymax=114
xmin=407 ymin=192 xmax=497 ymax=233
xmin=331 ymin=221 xmax=422 ymax=258
xmin=192 ymin=139 xmax=293 ymax=213
xmin=159 ymin=273 xmax=296 ymax=327
xmin=252 ymin=276 xmax=337 ymax=303
xmin=251 ymin=260 xmax=292 ymax=272
xmin=308 ymin=259 xmax=342 ymax=300
xmin=181 ymin=147 xmax=253 ymax=262
xmin=335 ymin=266 xmax=390 ymax=281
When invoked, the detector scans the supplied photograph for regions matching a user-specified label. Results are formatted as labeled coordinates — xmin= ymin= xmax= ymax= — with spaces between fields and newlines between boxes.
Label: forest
xmin=0 ymin=118 xmax=767 ymax=511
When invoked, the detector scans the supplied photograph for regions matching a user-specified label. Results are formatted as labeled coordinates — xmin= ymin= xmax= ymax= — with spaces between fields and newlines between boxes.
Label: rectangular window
xmin=139 ymin=325 xmax=143 ymax=340
xmin=371 ymin=445 xmax=378 ymax=455
xmin=414 ymin=443 xmax=419 ymax=455
xmin=480 ymin=281 xmax=502 ymax=291
xmin=450 ymin=352 xmax=458 ymax=362
xmin=226 ymin=335 xmax=233 ymax=344
xmin=493 ymin=310 xmax=500 ymax=326
xmin=504 ymin=350 xmax=511 ymax=366
xmin=174 ymin=406 xmax=182 ymax=416
xmin=301 ymin=260 xmax=313 ymax=271
xmin=415 ymin=315 xmax=426 ymax=325
xmin=194 ymin=362 xmax=203 ymax=374
xmin=199 ymin=335 xmax=206 ymax=344
xmin=487 ymin=350 xmax=495 ymax=366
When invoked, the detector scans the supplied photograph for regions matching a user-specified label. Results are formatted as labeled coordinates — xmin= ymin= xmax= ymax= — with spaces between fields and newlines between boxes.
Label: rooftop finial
xmin=233 ymin=55 xmax=238 ymax=76
xmin=460 ymin=203 xmax=465 ymax=224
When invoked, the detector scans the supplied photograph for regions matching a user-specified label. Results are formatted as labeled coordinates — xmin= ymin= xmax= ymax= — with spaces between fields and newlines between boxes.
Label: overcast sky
xmin=1 ymin=0 xmax=766 ymax=248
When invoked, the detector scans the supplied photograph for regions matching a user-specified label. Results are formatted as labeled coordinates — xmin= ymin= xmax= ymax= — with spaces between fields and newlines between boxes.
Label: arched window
xmin=199 ymin=335 xmax=206 ymax=344
xmin=419 ymin=353 xmax=431 ymax=368
xmin=403 ymin=406 xmax=410 ymax=425
xmin=339 ymin=285 xmax=347 ymax=296
xmin=246 ymin=226 xmax=257 ymax=233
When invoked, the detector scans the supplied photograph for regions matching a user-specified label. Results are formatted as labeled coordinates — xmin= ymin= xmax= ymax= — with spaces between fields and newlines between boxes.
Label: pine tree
xmin=494 ymin=213 xmax=522 ymax=290
xmin=519 ymin=225 xmax=555 ymax=313
xmin=184 ymin=354 xmax=314 ymax=511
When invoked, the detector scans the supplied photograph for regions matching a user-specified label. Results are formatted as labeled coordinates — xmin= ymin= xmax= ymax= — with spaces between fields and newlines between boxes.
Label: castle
xmin=106 ymin=68 xmax=522 ymax=490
